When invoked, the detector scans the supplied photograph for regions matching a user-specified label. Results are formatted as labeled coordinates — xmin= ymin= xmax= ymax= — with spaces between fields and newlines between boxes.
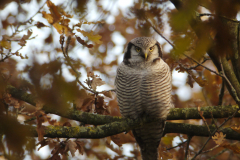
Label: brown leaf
xmin=187 ymin=74 xmax=194 ymax=88
xmin=212 ymin=132 xmax=226 ymax=145
xmin=37 ymin=139 xmax=49 ymax=151
xmin=42 ymin=11 xmax=54 ymax=24
xmin=91 ymin=76 xmax=105 ymax=90
xmin=102 ymin=90 xmax=113 ymax=98
xmin=191 ymin=75 xmax=207 ymax=87
xmin=75 ymin=140 xmax=84 ymax=155
xmin=222 ymin=142 xmax=240 ymax=154
xmin=81 ymin=96 xmax=94 ymax=112
xmin=65 ymin=140 xmax=77 ymax=157
xmin=111 ymin=133 xmax=135 ymax=147
xmin=76 ymin=36 xmax=94 ymax=48
xmin=36 ymin=22 xmax=48 ymax=28
xmin=18 ymin=30 xmax=32 ymax=46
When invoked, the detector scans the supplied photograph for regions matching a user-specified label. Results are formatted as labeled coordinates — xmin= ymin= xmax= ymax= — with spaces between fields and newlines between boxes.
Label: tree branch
xmin=6 ymin=85 xmax=240 ymax=125
xmin=4 ymin=121 xmax=240 ymax=141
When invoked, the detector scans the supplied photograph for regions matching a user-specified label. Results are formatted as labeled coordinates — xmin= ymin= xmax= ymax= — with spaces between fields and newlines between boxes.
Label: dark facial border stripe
xmin=123 ymin=42 xmax=133 ymax=64
xmin=155 ymin=42 xmax=162 ymax=58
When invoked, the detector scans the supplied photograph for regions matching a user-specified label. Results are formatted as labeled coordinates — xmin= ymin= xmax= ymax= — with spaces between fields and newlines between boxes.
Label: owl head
xmin=123 ymin=37 xmax=162 ymax=64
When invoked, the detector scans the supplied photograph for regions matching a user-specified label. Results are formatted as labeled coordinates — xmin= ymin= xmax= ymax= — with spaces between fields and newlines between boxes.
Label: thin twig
xmin=207 ymin=148 xmax=228 ymax=160
xmin=183 ymin=54 xmax=222 ymax=77
xmin=166 ymin=140 xmax=187 ymax=150
xmin=185 ymin=135 xmax=192 ymax=160
xmin=60 ymin=35 xmax=96 ymax=94
xmin=201 ymin=144 xmax=220 ymax=154
xmin=144 ymin=18 xmax=175 ymax=49
xmin=220 ymin=57 xmax=240 ymax=104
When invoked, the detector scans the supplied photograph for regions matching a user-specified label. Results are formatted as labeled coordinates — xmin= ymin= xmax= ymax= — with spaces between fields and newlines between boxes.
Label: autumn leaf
xmin=0 ymin=40 xmax=11 ymax=49
xmin=46 ymin=0 xmax=62 ymax=23
xmin=18 ymin=30 xmax=32 ymax=46
xmin=76 ymin=36 xmax=94 ymax=48
xmin=222 ymin=142 xmax=240 ymax=154
xmin=53 ymin=23 xmax=68 ymax=34
xmin=191 ymin=75 xmax=207 ymax=87
xmin=102 ymin=90 xmax=113 ymax=98
xmin=77 ymin=29 xmax=102 ymax=44
xmin=231 ymin=126 xmax=240 ymax=133
xmin=212 ymin=132 xmax=226 ymax=145
xmin=75 ymin=140 xmax=84 ymax=155
xmin=65 ymin=140 xmax=77 ymax=157
xmin=36 ymin=21 xmax=49 ymax=28
xmin=42 ymin=11 xmax=54 ymax=24
xmin=91 ymin=76 xmax=105 ymax=90
xmin=187 ymin=74 xmax=194 ymax=88
xmin=37 ymin=139 xmax=49 ymax=151
xmin=161 ymin=135 xmax=175 ymax=146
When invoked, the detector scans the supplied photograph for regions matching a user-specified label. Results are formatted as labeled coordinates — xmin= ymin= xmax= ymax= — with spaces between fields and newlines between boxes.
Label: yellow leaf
xmin=77 ymin=29 xmax=102 ymax=44
xmin=212 ymin=132 xmax=226 ymax=145
xmin=53 ymin=23 xmax=68 ymax=34
xmin=0 ymin=40 xmax=11 ymax=49
xmin=161 ymin=135 xmax=174 ymax=146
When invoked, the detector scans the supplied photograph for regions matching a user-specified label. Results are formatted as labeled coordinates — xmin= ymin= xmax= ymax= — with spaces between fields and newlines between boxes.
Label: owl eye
xmin=135 ymin=46 xmax=141 ymax=52
xmin=149 ymin=47 xmax=154 ymax=52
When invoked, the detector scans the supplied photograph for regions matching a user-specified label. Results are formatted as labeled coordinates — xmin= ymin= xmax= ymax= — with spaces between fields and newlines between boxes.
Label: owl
xmin=115 ymin=37 xmax=173 ymax=160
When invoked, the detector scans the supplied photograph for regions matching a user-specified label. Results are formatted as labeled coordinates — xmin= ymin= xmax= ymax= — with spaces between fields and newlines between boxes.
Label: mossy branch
xmin=6 ymin=85 xmax=240 ymax=125
xmin=10 ymin=121 xmax=240 ymax=141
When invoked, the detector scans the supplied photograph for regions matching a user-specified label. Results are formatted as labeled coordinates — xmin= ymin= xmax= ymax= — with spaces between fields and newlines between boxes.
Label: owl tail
xmin=140 ymin=143 xmax=159 ymax=160
xmin=132 ymin=120 xmax=165 ymax=160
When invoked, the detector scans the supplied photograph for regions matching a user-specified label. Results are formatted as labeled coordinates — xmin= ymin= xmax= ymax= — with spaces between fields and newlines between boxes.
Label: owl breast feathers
xmin=115 ymin=37 xmax=173 ymax=160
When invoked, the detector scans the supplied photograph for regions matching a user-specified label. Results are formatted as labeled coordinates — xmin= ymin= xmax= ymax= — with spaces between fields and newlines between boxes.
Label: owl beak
xmin=144 ymin=53 xmax=148 ymax=59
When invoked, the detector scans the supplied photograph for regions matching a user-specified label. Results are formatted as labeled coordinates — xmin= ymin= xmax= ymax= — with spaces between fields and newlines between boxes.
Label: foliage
xmin=0 ymin=0 xmax=240 ymax=159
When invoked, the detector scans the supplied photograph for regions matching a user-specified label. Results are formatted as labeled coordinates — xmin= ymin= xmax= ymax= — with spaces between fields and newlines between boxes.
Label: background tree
xmin=1 ymin=0 xmax=240 ymax=159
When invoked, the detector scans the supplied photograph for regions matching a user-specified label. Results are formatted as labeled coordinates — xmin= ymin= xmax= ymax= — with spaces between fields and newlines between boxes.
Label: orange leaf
xmin=46 ymin=0 xmax=62 ymax=23
xmin=42 ymin=11 xmax=54 ymax=24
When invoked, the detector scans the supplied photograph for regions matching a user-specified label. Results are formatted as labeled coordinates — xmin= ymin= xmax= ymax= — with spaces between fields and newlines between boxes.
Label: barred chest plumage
xmin=115 ymin=58 xmax=172 ymax=120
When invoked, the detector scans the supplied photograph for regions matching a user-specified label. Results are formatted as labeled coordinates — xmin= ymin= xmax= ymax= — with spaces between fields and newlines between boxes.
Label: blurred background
xmin=1 ymin=0 xmax=239 ymax=159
